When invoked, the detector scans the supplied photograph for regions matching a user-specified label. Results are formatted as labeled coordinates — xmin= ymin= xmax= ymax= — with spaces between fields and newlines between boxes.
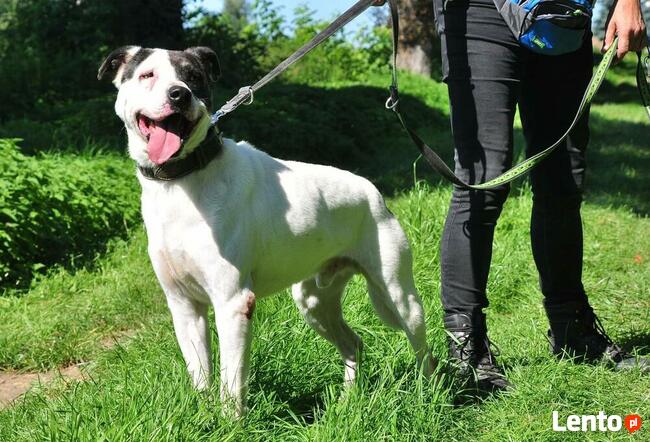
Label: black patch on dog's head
xmin=98 ymin=47 xmax=154 ymax=84
xmin=98 ymin=46 xmax=134 ymax=81
xmin=120 ymin=48 xmax=154 ymax=83
xmin=184 ymin=47 xmax=220 ymax=82
xmin=169 ymin=47 xmax=220 ymax=109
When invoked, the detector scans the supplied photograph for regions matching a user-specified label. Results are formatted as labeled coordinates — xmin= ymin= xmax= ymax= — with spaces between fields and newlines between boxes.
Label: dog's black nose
xmin=168 ymin=86 xmax=191 ymax=108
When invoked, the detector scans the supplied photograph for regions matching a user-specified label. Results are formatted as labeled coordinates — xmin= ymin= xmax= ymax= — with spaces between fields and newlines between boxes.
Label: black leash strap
xmin=638 ymin=49 xmax=650 ymax=119
xmin=211 ymin=0 xmax=382 ymax=124
xmin=385 ymin=0 xmax=650 ymax=190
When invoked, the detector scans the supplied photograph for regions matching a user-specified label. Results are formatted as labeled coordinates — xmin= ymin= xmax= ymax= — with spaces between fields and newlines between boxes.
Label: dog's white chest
xmin=140 ymin=180 xmax=222 ymax=299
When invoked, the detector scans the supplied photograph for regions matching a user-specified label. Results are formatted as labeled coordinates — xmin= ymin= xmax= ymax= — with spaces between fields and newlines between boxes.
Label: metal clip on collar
xmin=210 ymin=86 xmax=255 ymax=125
xmin=241 ymin=86 xmax=255 ymax=105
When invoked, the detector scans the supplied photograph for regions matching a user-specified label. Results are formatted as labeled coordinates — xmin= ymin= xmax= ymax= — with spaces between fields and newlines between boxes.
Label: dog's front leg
xmin=166 ymin=294 xmax=212 ymax=391
xmin=214 ymin=289 xmax=256 ymax=417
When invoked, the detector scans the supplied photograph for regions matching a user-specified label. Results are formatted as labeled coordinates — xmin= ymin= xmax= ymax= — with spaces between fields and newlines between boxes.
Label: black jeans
xmin=433 ymin=0 xmax=593 ymax=315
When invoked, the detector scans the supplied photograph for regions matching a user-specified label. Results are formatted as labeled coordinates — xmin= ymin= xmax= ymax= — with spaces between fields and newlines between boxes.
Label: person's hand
xmin=603 ymin=0 xmax=647 ymax=62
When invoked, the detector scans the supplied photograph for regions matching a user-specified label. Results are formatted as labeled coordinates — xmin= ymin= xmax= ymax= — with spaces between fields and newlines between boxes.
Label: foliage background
xmin=0 ymin=0 xmax=397 ymax=289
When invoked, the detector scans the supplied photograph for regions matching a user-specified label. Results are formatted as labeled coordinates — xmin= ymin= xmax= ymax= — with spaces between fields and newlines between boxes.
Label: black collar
xmin=138 ymin=128 xmax=223 ymax=181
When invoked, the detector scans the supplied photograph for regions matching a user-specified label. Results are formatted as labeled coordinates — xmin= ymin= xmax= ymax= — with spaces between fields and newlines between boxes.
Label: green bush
xmin=0 ymin=139 xmax=140 ymax=290
xmin=0 ymin=0 xmax=186 ymax=120
xmin=0 ymin=96 xmax=123 ymax=154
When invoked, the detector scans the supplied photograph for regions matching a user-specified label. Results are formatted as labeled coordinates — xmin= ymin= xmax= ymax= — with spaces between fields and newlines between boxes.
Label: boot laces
xmin=588 ymin=311 xmax=628 ymax=362
xmin=448 ymin=329 xmax=510 ymax=388
xmin=478 ymin=336 xmax=501 ymax=368
xmin=453 ymin=332 xmax=500 ymax=367
xmin=591 ymin=313 xmax=613 ymax=345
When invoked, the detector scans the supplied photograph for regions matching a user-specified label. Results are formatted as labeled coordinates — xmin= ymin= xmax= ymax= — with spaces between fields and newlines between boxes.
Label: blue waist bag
xmin=493 ymin=0 xmax=593 ymax=55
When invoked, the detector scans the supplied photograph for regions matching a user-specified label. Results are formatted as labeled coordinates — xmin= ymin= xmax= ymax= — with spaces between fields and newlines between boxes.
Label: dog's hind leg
xmin=356 ymin=219 xmax=437 ymax=377
xmin=166 ymin=294 xmax=213 ymax=391
xmin=292 ymin=271 xmax=362 ymax=386
xmin=366 ymin=279 xmax=436 ymax=377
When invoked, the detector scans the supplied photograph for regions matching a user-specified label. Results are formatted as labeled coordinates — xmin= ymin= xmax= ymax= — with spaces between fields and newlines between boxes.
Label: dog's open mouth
xmin=138 ymin=113 xmax=196 ymax=165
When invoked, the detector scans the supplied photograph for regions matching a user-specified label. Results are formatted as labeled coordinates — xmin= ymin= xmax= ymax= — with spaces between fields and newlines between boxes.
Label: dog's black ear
xmin=185 ymin=47 xmax=221 ymax=82
xmin=98 ymin=46 xmax=136 ymax=82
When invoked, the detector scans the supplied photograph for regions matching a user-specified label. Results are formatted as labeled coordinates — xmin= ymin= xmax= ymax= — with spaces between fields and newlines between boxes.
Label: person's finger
xmin=603 ymin=21 xmax=617 ymax=53
xmin=617 ymin=31 xmax=631 ymax=61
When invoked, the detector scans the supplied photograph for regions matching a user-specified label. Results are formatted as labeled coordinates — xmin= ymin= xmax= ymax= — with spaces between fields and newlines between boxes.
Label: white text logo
xmin=552 ymin=411 xmax=643 ymax=434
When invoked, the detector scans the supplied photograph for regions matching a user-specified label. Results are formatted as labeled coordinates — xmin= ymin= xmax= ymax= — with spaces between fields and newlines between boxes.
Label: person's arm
xmin=604 ymin=0 xmax=647 ymax=61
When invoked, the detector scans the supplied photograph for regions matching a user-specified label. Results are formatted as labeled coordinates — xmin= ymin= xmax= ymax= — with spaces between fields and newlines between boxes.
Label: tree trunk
xmin=396 ymin=0 xmax=436 ymax=76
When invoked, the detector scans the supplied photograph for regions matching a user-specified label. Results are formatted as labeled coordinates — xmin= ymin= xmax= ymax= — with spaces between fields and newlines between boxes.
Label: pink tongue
xmin=147 ymin=124 xmax=182 ymax=165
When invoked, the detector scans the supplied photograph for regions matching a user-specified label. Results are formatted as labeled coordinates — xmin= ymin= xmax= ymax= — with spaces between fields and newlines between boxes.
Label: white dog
xmin=99 ymin=46 xmax=436 ymax=416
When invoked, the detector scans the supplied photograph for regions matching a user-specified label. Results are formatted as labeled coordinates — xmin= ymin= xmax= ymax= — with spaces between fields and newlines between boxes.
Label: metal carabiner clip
xmin=385 ymin=85 xmax=400 ymax=111
xmin=385 ymin=96 xmax=399 ymax=110
xmin=240 ymin=86 xmax=254 ymax=106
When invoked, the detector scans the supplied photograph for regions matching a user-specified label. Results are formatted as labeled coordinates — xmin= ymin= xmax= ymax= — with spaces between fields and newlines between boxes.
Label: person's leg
xmin=434 ymin=0 xmax=521 ymax=391
xmin=520 ymin=41 xmax=649 ymax=373
xmin=436 ymin=0 xmax=521 ymax=316
xmin=519 ymin=40 xmax=593 ymax=308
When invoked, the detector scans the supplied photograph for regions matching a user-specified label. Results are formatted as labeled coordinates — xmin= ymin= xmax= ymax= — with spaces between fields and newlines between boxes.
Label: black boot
xmin=444 ymin=312 xmax=511 ymax=393
xmin=545 ymin=301 xmax=650 ymax=373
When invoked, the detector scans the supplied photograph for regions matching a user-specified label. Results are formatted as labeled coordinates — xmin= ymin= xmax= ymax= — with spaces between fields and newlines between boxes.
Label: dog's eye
xmin=139 ymin=71 xmax=154 ymax=80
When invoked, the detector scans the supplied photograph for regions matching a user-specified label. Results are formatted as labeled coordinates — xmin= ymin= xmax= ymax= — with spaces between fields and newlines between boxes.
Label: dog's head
xmin=98 ymin=46 xmax=220 ymax=167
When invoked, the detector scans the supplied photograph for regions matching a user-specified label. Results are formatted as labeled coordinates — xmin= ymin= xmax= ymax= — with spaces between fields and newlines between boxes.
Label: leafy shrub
xmin=185 ymin=7 xmax=267 ymax=88
xmin=187 ymin=1 xmax=393 ymax=93
xmin=0 ymin=96 xmax=123 ymax=154
xmin=0 ymin=139 xmax=140 ymax=290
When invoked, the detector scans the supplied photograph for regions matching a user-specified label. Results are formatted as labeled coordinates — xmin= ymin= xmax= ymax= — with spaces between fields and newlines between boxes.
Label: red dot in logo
xmin=625 ymin=414 xmax=642 ymax=434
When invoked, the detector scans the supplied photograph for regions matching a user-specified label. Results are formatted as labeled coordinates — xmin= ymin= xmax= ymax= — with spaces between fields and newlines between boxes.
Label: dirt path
xmin=0 ymin=330 xmax=136 ymax=410
xmin=0 ymin=365 xmax=87 ymax=410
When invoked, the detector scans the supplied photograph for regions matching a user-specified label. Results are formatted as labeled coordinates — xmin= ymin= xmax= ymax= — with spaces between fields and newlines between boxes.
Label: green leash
xmin=386 ymin=0 xmax=650 ymax=191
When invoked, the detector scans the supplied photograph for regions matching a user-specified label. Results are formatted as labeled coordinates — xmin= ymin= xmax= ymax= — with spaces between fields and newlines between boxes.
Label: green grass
xmin=0 ymin=181 xmax=648 ymax=441
xmin=0 ymin=230 xmax=165 ymax=371
xmin=0 ymin=64 xmax=649 ymax=440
